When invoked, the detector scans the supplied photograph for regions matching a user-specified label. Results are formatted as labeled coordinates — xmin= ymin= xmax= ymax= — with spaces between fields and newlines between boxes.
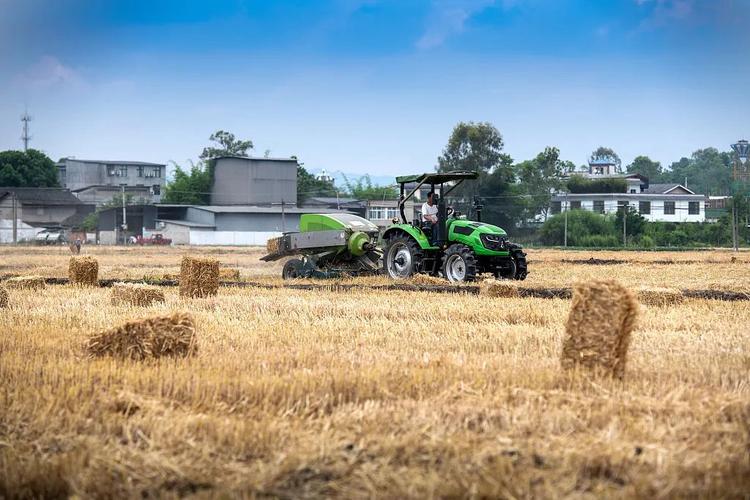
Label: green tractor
xmin=382 ymin=171 xmax=527 ymax=282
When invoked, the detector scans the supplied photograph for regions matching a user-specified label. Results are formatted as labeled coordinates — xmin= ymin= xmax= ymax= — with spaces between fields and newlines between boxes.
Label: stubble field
xmin=1 ymin=246 xmax=749 ymax=498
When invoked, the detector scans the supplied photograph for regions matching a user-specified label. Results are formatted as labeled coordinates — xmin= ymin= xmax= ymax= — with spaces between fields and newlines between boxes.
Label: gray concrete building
xmin=57 ymin=158 xmax=166 ymax=205
xmin=211 ymin=156 xmax=297 ymax=205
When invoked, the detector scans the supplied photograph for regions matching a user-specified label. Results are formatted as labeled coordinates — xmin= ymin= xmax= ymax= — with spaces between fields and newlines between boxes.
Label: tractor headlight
xmin=480 ymin=233 xmax=506 ymax=250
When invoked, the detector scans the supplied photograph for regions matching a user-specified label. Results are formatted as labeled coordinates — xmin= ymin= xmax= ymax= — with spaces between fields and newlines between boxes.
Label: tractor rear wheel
xmin=282 ymin=258 xmax=305 ymax=280
xmin=384 ymin=235 xmax=423 ymax=279
xmin=512 ymin=250 xmax=528 ymax=280
xmin=442 ymin=244 xmax=477 ymax=283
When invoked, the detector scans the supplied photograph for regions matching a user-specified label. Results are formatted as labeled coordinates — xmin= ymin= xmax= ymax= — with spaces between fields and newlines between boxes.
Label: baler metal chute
xmin=262 ymin=213 xmax=382 ymax=279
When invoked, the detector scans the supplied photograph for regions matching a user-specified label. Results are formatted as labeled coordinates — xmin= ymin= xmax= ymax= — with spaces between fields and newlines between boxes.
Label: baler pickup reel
xmin=262 ymin=213 xmax=383 ymax=279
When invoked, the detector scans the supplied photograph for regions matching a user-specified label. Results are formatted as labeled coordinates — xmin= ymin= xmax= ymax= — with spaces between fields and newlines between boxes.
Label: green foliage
xmin=297 ymin=165 xmax=336 ymax=205
xmin=81 ymin=212 xmax=99 ymax=232
xmin=626 ymin=155 xmax=663 ymax=181
xmin=566 ymin=174 xmax=627 ymax=193
xmin=437 ymin=122 xmax=504 ymax=173
xmin=0 ymin=149 xmax=59 ymax=187
xmin=590 ymin=146 xmax=622 ymax=172
xmin=162 ymin=161 xmax=212 ymax=205
xmin=664 ymin=148 xmax=733 ymax=196
xmin=516 ymin=147 xmax=566 ymax=220
xmin=540 ymin=210 xmax=618 ymax=246
xmin=615 ymin=207 xmax=647 ymax=242
xmin=200 ymin=130 xmax=253 ymax=160
xmin=342 ymin=174 xmax=397 ymax=201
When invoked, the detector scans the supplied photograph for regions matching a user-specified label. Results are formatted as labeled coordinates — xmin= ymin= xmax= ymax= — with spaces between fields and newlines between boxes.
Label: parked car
xmin=35 ymin=228 xmax=66 ymax=245
xmin=135 ymin=234 xmax=172 ymax=245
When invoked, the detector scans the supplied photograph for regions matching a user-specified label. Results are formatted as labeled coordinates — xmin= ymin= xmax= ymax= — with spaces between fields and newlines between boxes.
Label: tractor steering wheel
xmin=447 ymin=206 xmax=455 ymax=218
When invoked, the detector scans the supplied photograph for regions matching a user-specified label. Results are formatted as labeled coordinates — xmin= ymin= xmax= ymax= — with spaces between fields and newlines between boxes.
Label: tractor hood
xmin=449 ymin=219 xmax=508 ymax=237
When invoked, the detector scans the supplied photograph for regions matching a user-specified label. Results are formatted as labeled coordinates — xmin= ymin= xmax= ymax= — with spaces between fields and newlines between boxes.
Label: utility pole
xmin=623 ymin=206 xmax=627 ymax=247
xmin=730 ymin=140 xmax=749 ymax=252
xmin=20 ymin=110 xmax=32 ymax=151
xmin=281 ymin=200 xmax=286 ymax=233
xmin=563 ymin=193 xmax=568 ymax=247
xmin=121 ymin=184 xmax=127 ymax=245
xmin=12 ymin=191 xmax=18 ymax=244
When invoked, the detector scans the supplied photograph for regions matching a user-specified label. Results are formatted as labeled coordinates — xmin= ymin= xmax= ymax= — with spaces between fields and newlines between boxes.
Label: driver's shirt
xmin=421 ymin=202 xmax=438 ymax=222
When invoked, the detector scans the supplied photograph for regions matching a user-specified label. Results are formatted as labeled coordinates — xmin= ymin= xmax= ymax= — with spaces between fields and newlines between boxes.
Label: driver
xmin=422 ymin=192 xmax=439 ymax=242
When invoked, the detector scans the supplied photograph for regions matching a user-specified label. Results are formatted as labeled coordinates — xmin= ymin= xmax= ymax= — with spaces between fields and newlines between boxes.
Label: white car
xmin=35 ymin=228 xmax=66 ymax=245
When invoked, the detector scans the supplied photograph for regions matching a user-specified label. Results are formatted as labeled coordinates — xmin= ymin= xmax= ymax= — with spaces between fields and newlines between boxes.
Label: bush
xmin=639 ymin=234 xmax=655 ymax=248
xmin=540 ymin=210 xmax=617 ymax=246
xmin=577 ymin=234 xmax=620 ymax=247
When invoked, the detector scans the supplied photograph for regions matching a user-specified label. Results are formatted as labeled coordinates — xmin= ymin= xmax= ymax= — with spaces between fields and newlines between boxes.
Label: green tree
xmin=626 ymin=155 xmax=663 ymax=181
xmin=517 ymin=147 xmax=566 ymax=220
xmin=200 ymin=130 xmax=254 ymax=160
xmin=342 ymin=174 xmax=398 ymax=201
xmin=615 ymin=207 xmax=647 ymax=245
xmin=437 ymin=122 xmax=504 ymax=173
xmin=590 ymin=146 xmax=622 ymax=173
xmin=162 ymin=161 xmax=213 ymax=204
xmin=0 ymin=149 xmax=59 ymax=187
xmin=664 ymin=148 xmax=732 ymax=195
xmin=297 ymin=165 xmax=336 ymax=205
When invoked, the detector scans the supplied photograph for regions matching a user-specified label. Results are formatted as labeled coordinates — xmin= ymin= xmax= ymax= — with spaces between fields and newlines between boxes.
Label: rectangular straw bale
xmin=561 ymin=279 xmax=639 ymax=379
xmin=480 ymin=280 xmax=519 ymax=298
xmin=111 ymin=282 xmax=166 ymax=307
xmin=86 ymin=311 xmax=196 ymax=360
xmin=3 ymin=275 xmax=46 ymax=291
xmin=219 ymin=268 xmax=241 ymax=281
xmin=0 ymin=286 xmax=8 ymax=308
xmin=637 ymin=286 xmax=685 ymax=306
xmin=69 ymin=256 xmax=99 ymax=286
xmin=179 ymin=256 xmax=219 ymax=298
xmin=266 ymin=237 xmax=282 ymax=254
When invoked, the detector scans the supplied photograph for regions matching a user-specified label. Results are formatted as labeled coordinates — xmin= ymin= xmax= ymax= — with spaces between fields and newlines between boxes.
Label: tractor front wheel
xmin=442 ymin=244 xmax=477 ymax=283
xmin=384 ymin=236 xmax=423 ymax=279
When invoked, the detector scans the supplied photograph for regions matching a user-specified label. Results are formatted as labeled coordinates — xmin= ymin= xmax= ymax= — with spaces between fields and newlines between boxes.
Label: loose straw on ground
xmin=179 ymin=256 xmax=219 ymax=298
xmin=561 ymin=279 xmax=639 ymax=379
xmin=111 ymin=282 xmax=166 ymax=307
xmin=69 ymin=256 xmax=99 ymax=286
xmin=3 ymin=276 xmax=46 ymax=291
xmin=480 ymin=279 xmax=519 ymax=298
xmin=219 ymin=268 xmax=241 ymax=281
xmin=86 ymin=311 xmax=197 ymax=360
xmin=637 ymin=286 xmax=685 ymax=306
xmin=0 ymin=286 xmax=8 ymax=308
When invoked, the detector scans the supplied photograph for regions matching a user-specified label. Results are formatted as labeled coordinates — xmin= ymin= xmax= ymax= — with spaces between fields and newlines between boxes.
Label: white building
xmin=550 ymin=159 xmax=707 ymax=222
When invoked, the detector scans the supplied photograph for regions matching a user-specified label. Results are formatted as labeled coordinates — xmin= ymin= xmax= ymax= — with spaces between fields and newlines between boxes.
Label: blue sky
xmin=0 ymin=0 xmax=748 ymax=181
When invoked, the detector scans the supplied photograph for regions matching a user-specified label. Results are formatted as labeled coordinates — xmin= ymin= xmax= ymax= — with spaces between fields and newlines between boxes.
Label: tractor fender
xmin=382 ymin=224 xmax=436 ymax=250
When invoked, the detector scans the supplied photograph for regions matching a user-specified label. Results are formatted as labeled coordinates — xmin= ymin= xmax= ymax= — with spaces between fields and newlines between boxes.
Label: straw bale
xmin=266 ymin=237 xmax=282 ymax=254
xmin=637 ymin=286 xmax=685 ymax=306
xmin=86 ymin=311 xmax=196 ymax=360
xmin=219 ymin=268 xmax=241 ymax=281
xmin=3 ymin=275 xmax=46 ymax=291
xmin=561 ymin=279 xmax=639 ymax=379
xmin=69 ymin=256 xmax=99 ymax=286
xmin=111 ymin=282 xmax=166 ymax=307
xmin=480 ymin=279 xmax=519 ymax=298
xmin=0 ymin=286 xmax=8 ymax=308
xmin=179 ymin=256 xmax=219 ymax=298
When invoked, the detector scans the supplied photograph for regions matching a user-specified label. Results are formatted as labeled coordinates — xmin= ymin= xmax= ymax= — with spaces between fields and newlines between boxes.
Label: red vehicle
xmin=135 ymin=234 xmax=172 ymax=245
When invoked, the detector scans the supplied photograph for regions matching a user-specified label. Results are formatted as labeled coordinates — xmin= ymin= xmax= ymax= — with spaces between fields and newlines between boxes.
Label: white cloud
xmin=416 ymin=0 xmax=497 ymax=50
xmin=14 ymin=56 xmax=87 ymax=90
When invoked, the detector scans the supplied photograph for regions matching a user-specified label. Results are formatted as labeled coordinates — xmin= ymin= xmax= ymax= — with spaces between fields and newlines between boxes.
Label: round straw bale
xmin=637 ymin=286 xmax=684 ymax=306
xmin=69 ymin=256 xmax=99 ymax=286
xmin=86 ymin=311 xmax=197 ymax=360
xmin=0 ymin=286 xmax=8 ymax=308
xmin=111 ymin=282 xmax=166 ymax=307
xmin=3 ymin=275 xmax=46 ymax=290
xmin=179 ymin=256 xmax=219 ymax=298
xmin=561 ymin=279 xmax=639 ymax=379
xmin=480 ymin=280 xmax=519 ymax=298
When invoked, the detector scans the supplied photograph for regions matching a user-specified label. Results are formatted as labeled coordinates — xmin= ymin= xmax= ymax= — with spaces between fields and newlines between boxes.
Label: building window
xmin=570 ymin=200 xmax=581 ymax=210
xmin=145 ymin=167 xmax=162 ymax=178
xmin=688 ymin=201 xmax=699 ymax=215
xmin=152 ymin=185 xmax=161 ymax=196
xmin=639 ymin=201 xmax=651 ymax=215
xmin=551 ymin=201 xmax=561 ymax=214
xmin=108 ymin=166 xmax=128 ymax=177
xmin=664 ymin=201 xmax=676 ymax=215
xmin=593 ymin=200 xmax=605 ymax=214
xmin=630 ymin=189 xmax=637 ymax=194
xmin=368 ymin=207 xmax=399 ymax=220
xmin=137 ymin=166 xmax=144 ymax=177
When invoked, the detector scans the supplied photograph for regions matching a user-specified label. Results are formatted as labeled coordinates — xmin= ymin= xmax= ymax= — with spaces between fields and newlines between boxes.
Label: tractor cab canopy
xmin=395 ymin=171 xmax=478 ymax=185
xmin=395 ymin=170 xmax=479 ymax=224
